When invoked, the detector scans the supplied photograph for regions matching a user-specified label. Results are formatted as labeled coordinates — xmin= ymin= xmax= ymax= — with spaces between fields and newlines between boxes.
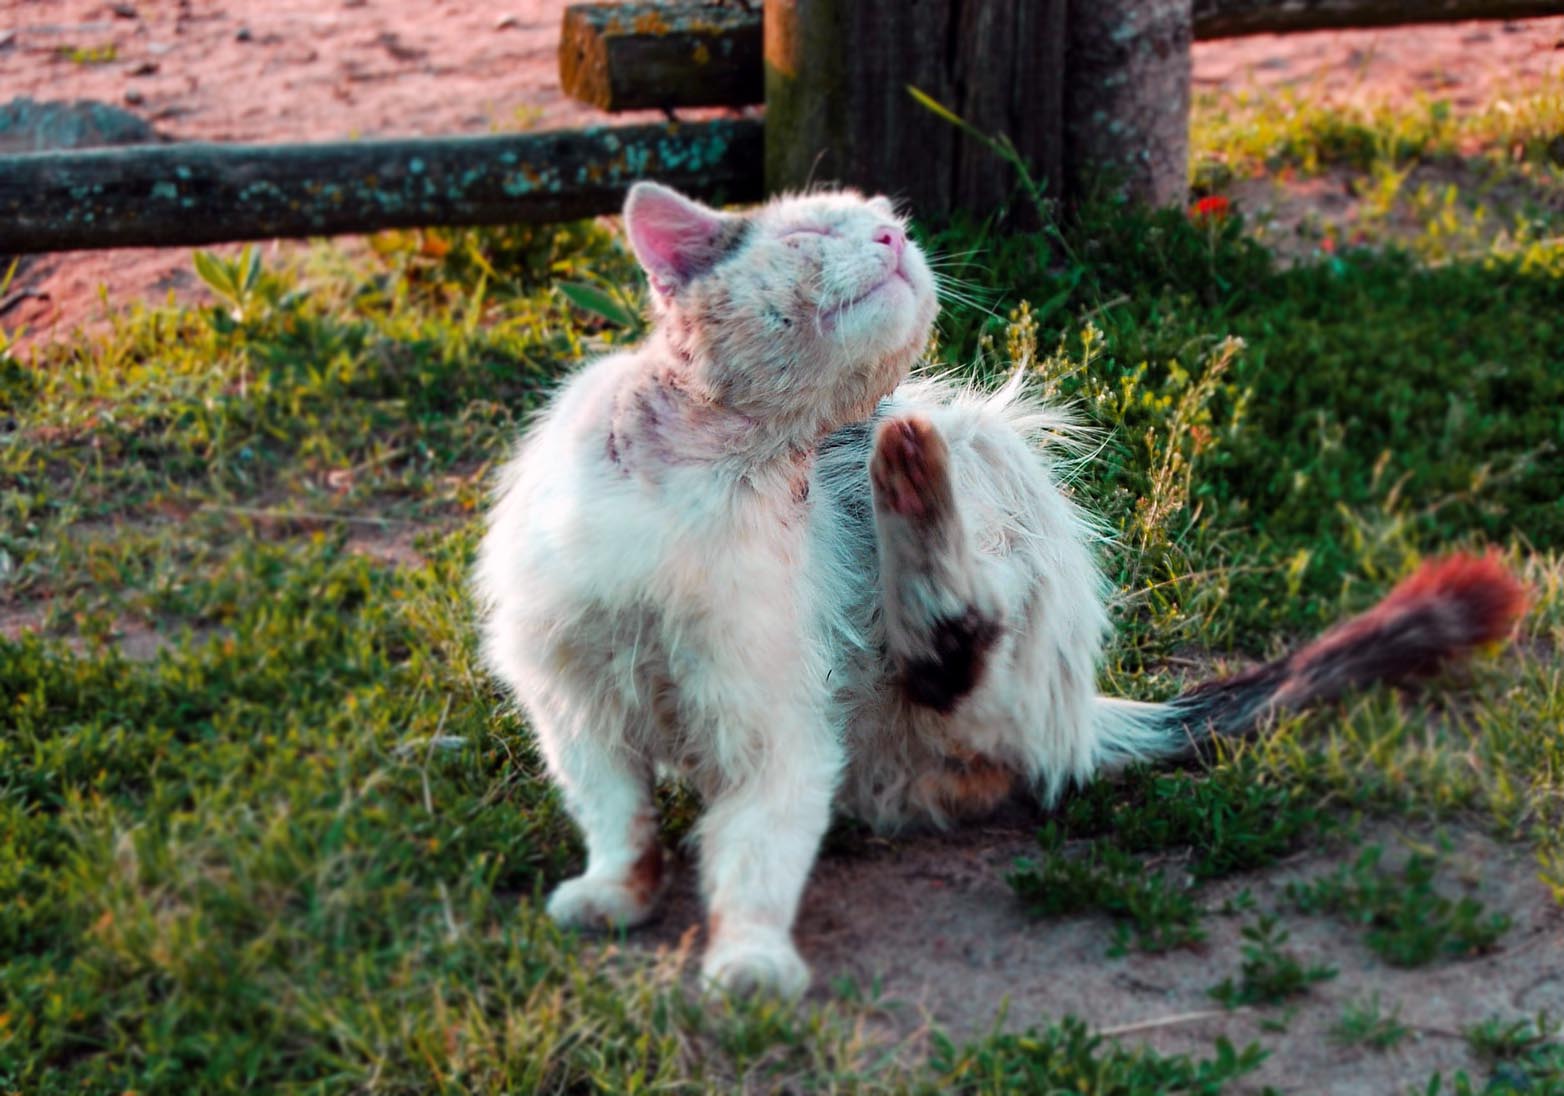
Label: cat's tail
xmin=1093 ymin=552 xmax=1529 ymax=770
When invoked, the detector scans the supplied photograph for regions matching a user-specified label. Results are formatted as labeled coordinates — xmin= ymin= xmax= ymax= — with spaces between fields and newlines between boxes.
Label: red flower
xmin=1191 ymin=195 xmax=1230 ymax=221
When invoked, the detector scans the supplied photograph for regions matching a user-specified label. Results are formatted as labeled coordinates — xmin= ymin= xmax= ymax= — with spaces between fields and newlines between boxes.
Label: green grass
xmin=4 ymin=85 xmax=1564 ymax=1090
xmin=1191 ymin=75 xmax=1564 ymax=262
xmin=1193 ymin=79 xmax=1564 ymax=181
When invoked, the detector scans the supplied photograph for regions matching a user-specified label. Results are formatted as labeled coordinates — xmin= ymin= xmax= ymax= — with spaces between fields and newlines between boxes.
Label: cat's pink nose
xmin=873 ymin=226 xmax=906 ymax=259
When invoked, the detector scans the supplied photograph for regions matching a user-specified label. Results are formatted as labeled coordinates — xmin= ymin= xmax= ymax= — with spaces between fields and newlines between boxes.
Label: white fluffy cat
xmin=473 ymin=182 xmax=1525 ymax=997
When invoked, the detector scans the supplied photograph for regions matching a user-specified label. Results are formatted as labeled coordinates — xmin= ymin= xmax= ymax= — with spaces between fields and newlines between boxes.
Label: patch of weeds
xmin=1332 ymin=994 xmax=1410 ymax=1051
xmin=1468 ymin=1012 xmax=1564 ymax=1084
xmin=1422 ymin=1013 xmax=1564 ymax=1095
xmin=56 ymin=42 xmax=118 ymax=64
xmin=1208 ymin=915 xmax=1336 ymax=1008
xmin=929 ymin=1016 xmax=1270 ymax=1095
xmin=1008 ymin=823 xmax=1206 ymax=955
xmin=1286 ymin=846 xmax=1511 ymax=967
xmin=1059 ymin=763 xmax=1328 ymax=879
xmin=1218 ymin=888 xmax=1258 ymax=916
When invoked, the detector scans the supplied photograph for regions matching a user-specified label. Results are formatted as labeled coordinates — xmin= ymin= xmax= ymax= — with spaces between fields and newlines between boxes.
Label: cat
xmin=472 ymin=181 xmax=1527 ymax=997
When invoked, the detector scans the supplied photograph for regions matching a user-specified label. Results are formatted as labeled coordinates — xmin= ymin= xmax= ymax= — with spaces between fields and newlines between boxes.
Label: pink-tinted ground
xmin=5 ymin=5 xmax=1562 ymax=1090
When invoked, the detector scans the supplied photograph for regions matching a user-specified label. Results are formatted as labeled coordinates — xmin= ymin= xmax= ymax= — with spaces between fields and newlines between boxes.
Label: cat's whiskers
xmin=923 ymin=247 xmax=1001 ymax=317
xmin=930 ymin=276 xmax=1000 ymax=319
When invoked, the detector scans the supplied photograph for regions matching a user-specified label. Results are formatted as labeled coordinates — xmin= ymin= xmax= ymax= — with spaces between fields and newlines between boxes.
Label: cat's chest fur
xmin=481 ymin=350 xmax=840 ymax=760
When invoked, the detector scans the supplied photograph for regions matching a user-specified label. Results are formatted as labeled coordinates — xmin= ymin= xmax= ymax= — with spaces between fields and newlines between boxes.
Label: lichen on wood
xmin=559 ymin=1 xmax=762 ymax=111
xmin=1 ymin=119 xmax=764 ymax=253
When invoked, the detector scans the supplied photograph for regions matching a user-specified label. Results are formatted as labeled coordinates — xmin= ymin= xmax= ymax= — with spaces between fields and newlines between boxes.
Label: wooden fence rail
xmin=0 ymin=120 xmax=762 ymax=253
xmin=1194 ymin=0 xmax=1564 ymax=37
xmin=560 ymin=0 xmax=1564 ymax=112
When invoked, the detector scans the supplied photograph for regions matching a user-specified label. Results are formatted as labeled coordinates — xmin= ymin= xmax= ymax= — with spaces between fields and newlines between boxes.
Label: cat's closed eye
xmin=782 ymin=225 xmax=834 ymax=244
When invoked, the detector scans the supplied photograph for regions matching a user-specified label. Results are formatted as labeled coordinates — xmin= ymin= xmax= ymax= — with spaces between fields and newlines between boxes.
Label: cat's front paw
xmin=702 ymin=931 xmax=810 ymax=998
xmin=545 ymin=873 xmax=660 ymax=931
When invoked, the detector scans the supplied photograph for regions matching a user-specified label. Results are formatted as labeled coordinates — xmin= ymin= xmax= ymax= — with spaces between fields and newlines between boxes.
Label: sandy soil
xmin=632 ymin=813 xmax=1563 ymax=1094
xmin=5 ymin=5 xmax=1563 ymax=1088
xmin=1195 ymin=16 xmax=1564 ymax=107
xmin=0 ymin=0 xmax=695 ymax=342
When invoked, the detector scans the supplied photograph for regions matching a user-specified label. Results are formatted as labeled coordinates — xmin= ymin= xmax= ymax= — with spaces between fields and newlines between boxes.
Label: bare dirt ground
xmin=1 ymin=0 xmax=692 ymax=343
xmin=6 ymin=5 xmax=1563 ymax=1089
xmin=636 ymin=815 xmax=1563 ymax=1093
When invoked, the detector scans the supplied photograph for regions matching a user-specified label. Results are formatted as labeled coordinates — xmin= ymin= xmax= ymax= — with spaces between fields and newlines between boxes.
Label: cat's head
xmin=622 ymin=182 xmax=938 ymax=435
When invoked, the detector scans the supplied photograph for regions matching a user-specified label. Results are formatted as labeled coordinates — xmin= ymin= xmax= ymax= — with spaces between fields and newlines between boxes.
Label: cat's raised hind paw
xmin=702 ymin=931 xmax=810 ymax=999
xmin=545 ymin=869 xmax=661 ymax=931
xmin=870 ymin=414 xmax=953 ymax=524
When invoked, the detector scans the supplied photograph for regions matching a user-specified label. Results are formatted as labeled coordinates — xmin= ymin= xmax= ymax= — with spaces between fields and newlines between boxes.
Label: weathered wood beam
xmin=559 ymin=2 xmax=762 ymax=111
xmin=0 ymin=119 xmax=763 ymax=253
xmin=556 ymin=0 xmax=1564 ymax=115
xmin=1193 ymin=0 xmax=1564 ymax=37
xmin=765 ymin=0 xmax=1066 ymax=223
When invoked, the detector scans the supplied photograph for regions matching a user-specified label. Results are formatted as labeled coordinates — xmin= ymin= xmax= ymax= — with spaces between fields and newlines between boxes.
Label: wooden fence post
xmin=763 ymin=0 xmax=1067 ymax=221
xmin=1066 ymin=0 xmax=1193 ymax=208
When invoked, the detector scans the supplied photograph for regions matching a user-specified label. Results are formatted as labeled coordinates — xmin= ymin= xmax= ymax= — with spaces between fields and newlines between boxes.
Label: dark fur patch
xmin=1169 ymin=658 xmax=1292 ymax=750
xmin=902 ymin=607 xmax=1002 ymax=714
xmin=701 ymin=218 xmax=753 ymax=276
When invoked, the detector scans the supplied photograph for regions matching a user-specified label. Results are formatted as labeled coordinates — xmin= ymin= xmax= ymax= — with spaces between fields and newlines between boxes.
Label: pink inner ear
xmin=625 ymin=186 xmax=725 ymax=290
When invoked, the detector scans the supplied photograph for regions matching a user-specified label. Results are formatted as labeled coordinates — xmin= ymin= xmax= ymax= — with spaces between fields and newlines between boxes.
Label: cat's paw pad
xmin=702 ymin=934 xmax=810 ymax=998
xmin=871 ymin=415 xmax=952 ymax=522
xmin=545 ymin=874 xmax=658 ymax=931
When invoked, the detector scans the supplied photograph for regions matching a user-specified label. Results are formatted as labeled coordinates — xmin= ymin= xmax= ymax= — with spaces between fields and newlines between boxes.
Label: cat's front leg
xmin=697 ymin=720 xmax=841 ymax=997
xmin=534 ymin=702 xmax=665 ymax=931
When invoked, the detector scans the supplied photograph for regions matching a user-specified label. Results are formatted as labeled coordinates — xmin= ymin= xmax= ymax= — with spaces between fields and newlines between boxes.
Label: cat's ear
xmin=624 ymin=182 xmax=740 ymax=295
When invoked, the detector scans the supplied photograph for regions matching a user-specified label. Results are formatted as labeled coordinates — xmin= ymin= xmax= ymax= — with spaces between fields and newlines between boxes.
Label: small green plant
xmin=1286 ymin=847 xmax=1511 ymax=967
xmin=1332 ymin=994 xmax=1410 ymax=1050
xmin=556 ymin=278 xmax=646 ymax=336
xmin=1008 ymin=824 xmax=1206 ymax=955
xmin=907 ymin=85 xmax=1056 ymax=228
xmin=928 ymin=1016 xmax=1269 ymax=1094
xmin=56 ymin=42 xmax=118 ymax=64
xmin=1208 ymin=915 xmax=1336 ymax=1008
xmin=192 ymin=244 xmax=266 ymax=324
xmin=1424 ymin=1013 xmax=1564 ymax=1095
xmin=1467 ymin=1011 xmax=1564 ymax=1071
xmin=1219 ymin=889 xmax=1258 ymax=916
